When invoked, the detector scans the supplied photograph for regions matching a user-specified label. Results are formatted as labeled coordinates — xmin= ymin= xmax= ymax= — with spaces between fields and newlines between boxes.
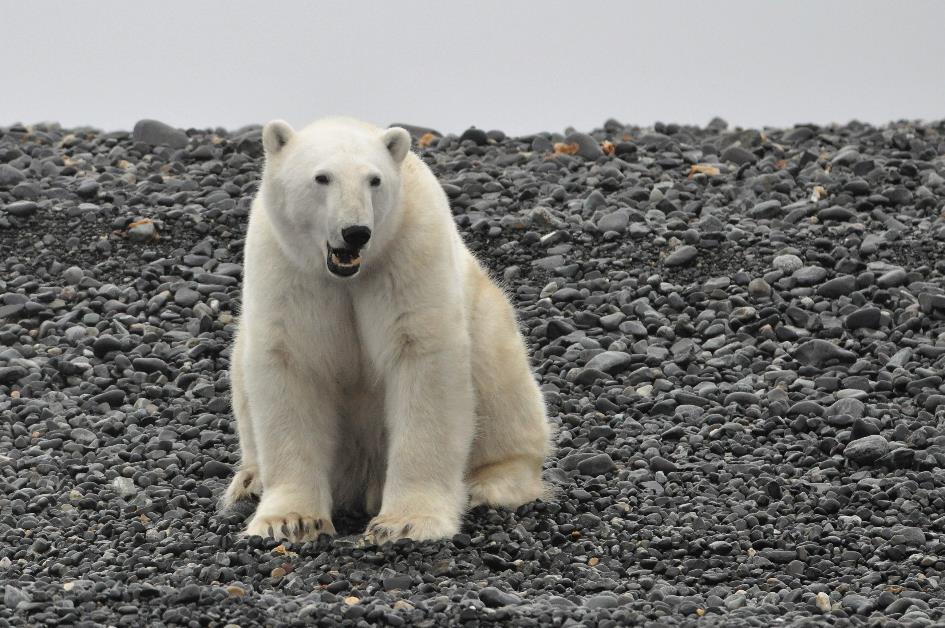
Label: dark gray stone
xmin=563 ymin=132 xmax=603 ymax=160
xmin=817 ymin=275 xmax=856 ymax=298
xmin=596 ymin=211 xmax=629 ymax=233
xmin=133 ymin=119 xmax=189 ymax=148
xmin=665 ymin=245 xmax=698 ymax=266
xmin=793 ymin=266 xmax=827 ymax=286
xmin=584 ymin=351 xmax=634 ymax=374
xmin=479 ymin=587 xmax=521 ymax=607
xmin=844 ymin=435 xmax=889 ymax=464
xmin=794 ymin=339 xmax=857 ymax=367
xmin=577 ymin=454 xmax=617 ymax=476
xmin=721 ymin=145 xmax=756 ymax=165
xmin=0 ymin=164 xmax=25 ymax=187
xmin=844 ymin=306 xmax=881 ymax=330
xmin=749 ymin=200 xmax=781 ymax=219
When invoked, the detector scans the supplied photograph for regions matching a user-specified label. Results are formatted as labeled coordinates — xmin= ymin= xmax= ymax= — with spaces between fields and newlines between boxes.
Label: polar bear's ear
xmin=263 ymin=120 xmax=294 ymax=156
xmin=382 ymin=127 xmax=411 ymax=164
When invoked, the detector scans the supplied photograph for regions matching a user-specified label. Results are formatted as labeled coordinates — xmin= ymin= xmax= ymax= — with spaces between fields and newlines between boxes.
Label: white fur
xmin=223 ymin=116 xmax=551 ymax=544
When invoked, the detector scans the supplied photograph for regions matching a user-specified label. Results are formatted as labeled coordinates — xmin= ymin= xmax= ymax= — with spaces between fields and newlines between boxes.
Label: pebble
xmin=77 ymin=179 xmax=100 ymax=199
xmin=817 ymin=275 xmax=856 ymax=298
xmin=724 ymin=592 xmax=747 ymax=610
xmin=577 ymin=454 xmax=617 ymax=476
xmin=749 ymin=200 xmax=781 ymax=219
xmin=794 ymin=339 xmax=857 ymax=367
xmin=844 ymin=435 xmax=889 ymax=464
xmin=111 ymin=477 xmax=137 ymax=498
xmin=0 ymin=164 xmax=26 ymax=186
xmin=584 ymin=351 xmax=633 ymax=374
xmin=3 ymin=585 xmax=30 ymax=609
xmin=877 ymin=268 xmax=907 ymax=287
xmin=563 ymin=132 xmax=602 ymax=160
xmin=459 ymin=127 xmax=488 ymax=146
xmin=128 ymin=219 xmax=157 ymax=242
xmin=176 ymin=584 xmax=202 ymax=604
xmin=831 ymin=146 xmax=861 ymax=166
xmin=202 ymin=460 xmax=231 ymax=479
xmin=793 ymin=265 xmax=828 ymax=286
xmin=584 ymin=595 xmax=618 ymax=609
xmin=597 ymin=211 xmax=629 ymax=233
xmin=747 ymin=278 xmax=771 ymax=298
xmin=818 ymin=206 xmax=855 ymax=221
xmin=133 ymin=118 xmax=189 ymax=148
xmin=649 ymin=456 xmax=677 ymax=473
xmin=174 ymin=287 xmax=201 ymax=307
xmin=61 ymin=266 xmax=85 ymax=284
xmin=721 ymin=145 xmax=756 ymax=165
xmin=3 ymin=200 xmax=38 ymax=217
xmin=783 ymin=126 xmax=814 ymax=143
xmin=844 ymin=306 xmax=881 ymax=330
xmin=772 ymin=254 xmax=803 ymax=273
xmin=664 ymin=245 xmax=698 ymax=266
xmin=382 ymin=575 xmax=412 ymax=590
xmin=891 ymin=525 xmax=926 ymax=546
xmin=479 ymin=587 xmax=521 ymax=607
xmin=70 ymin=428 xmax=97 ymax=445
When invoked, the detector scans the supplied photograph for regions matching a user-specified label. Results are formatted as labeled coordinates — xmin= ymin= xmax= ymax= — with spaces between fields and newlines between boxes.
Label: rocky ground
xmin=1 ymin=116 xmax=945 ymax=627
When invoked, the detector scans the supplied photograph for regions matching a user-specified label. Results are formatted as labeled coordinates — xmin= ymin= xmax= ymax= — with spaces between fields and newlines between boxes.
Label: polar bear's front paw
xmin=221 ymin=467 xmax=262 ymax=508
xmin=360 ymin=511 xmax=459 ymax=545
xmin=244 ymin=511 xmax=336 ymax=543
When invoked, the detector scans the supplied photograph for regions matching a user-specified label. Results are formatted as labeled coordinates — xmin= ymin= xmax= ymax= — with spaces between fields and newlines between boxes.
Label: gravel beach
xmin=2 ymin=117 xmax=945 ymax=626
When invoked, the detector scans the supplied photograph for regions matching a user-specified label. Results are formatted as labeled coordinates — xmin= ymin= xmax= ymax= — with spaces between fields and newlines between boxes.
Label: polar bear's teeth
xmin=330 ymin=252 xmax=361 ymax=268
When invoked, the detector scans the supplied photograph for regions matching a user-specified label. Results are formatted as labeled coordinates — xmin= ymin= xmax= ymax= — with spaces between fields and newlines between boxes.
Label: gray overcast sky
xmin=2 ymin=0 xmax=943 ymax=135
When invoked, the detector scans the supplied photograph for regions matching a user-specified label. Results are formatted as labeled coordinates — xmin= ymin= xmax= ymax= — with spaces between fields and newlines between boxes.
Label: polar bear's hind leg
xmin=466 ymin=275 xmax=551 ymax=509
xmin=221 ymin=328 xmax=263 ymax=509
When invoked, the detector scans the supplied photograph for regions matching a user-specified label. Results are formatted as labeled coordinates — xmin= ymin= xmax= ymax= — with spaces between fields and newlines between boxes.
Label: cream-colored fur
xmin=222 ymin=116 xmax=551 ymax=543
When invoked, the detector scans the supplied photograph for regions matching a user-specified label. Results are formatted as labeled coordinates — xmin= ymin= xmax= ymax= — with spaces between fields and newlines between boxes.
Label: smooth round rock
xmin=844 ymin=435 xmax=889 ymax=464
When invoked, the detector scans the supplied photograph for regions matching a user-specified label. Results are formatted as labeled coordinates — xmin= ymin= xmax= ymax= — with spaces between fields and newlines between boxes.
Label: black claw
xmin=280 ymin=522 xmax=290 ymax=539
xmin=243 ymin=477 xmax=253 ymax=489
xmin=298 ymin=517 xmax=306 ymax=534
xmin=267 ymin=525 xmax=274 ymax=538
xmin=401 ymin=524 xmax=413 ymax=538
xmin=314 ymin=519 xmax=322 ymax=531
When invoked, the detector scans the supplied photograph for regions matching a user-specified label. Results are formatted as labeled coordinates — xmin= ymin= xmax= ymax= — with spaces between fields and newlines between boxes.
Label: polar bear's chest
xmin=273 ymin=286 xmax=370 ymax=387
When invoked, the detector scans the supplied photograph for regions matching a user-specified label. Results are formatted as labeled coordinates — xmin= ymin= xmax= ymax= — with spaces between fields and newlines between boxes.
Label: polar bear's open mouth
xmin=326 ymin=244 xmax=362 ymax=277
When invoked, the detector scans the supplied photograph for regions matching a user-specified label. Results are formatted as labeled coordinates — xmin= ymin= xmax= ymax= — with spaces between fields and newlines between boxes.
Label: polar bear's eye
xmin=369 ymin=176 xmax=382 ymax=187
xmin=315 ymin=174 xmax=331 ymax=185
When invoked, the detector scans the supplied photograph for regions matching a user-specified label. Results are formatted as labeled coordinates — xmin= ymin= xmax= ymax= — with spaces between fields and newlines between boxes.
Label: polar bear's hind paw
xmin=220 ymin=467 xmax=262 ymax=509
xmin=467 ymin=457 xmax=546 ymax=509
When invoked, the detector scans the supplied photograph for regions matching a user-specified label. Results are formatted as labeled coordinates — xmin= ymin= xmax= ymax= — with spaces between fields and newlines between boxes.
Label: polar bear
xmin=222 ymin=116 xmax=551 ymax=544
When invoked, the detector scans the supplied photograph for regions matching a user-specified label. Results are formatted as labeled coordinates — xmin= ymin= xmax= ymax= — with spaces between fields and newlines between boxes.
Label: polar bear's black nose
xmin=342 ymin=225 xmax=371 ymax=248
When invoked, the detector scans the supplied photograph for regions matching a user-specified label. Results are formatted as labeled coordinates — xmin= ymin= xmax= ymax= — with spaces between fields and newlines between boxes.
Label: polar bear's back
xmin=299 ymin=115 xmax=381 ymax=135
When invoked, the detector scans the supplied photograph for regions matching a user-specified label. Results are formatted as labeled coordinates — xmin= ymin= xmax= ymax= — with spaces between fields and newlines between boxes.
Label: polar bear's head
xmin=258 ymin=117 xmax=411 ymax=278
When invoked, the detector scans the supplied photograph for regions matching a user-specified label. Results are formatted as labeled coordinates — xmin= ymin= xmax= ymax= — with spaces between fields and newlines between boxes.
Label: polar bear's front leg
xmin=242 ymin=350 xmax=337 ymax=543
xmin=364 ymin=348 xmax=475 ymax=544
